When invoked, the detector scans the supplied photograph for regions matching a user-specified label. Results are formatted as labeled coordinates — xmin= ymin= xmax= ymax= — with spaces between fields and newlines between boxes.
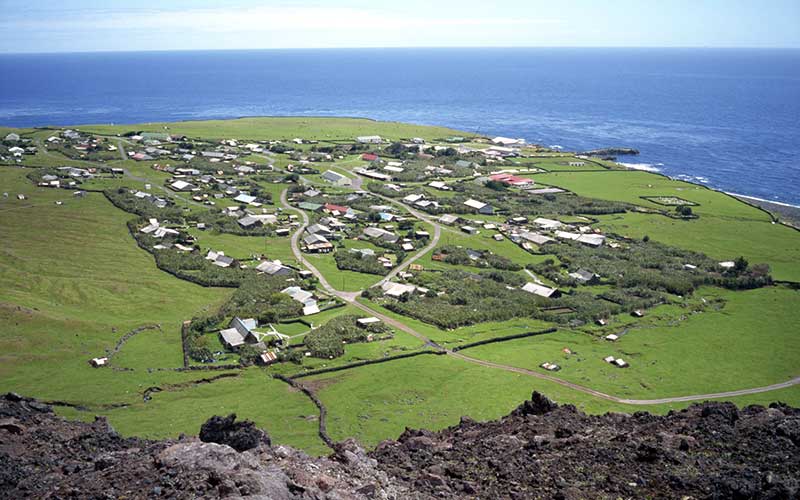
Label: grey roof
xmin=303 ymin=233 xmax=329 ymax=246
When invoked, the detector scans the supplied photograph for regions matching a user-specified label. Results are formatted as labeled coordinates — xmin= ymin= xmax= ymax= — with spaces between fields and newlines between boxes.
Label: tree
xmin=642 ymin=235 xmax=650 ymax=242
xmin=734 ymin=256 xmax=748 ymax=272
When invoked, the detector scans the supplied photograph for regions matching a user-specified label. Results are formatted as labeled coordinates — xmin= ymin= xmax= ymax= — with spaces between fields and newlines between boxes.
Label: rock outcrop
xmin=1 ymin=391 xmax=798 ymax=499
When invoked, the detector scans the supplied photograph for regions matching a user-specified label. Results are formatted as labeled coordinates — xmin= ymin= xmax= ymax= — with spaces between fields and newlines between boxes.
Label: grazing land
xmin=1 ymin=117 xmax=798 ymax=456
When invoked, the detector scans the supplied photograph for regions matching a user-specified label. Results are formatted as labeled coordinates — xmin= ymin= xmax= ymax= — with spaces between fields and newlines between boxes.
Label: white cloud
xmin=5 ymin=5 xmax=563 ymax=34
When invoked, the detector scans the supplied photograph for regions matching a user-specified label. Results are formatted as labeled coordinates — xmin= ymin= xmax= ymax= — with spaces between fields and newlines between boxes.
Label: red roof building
xmin=324 ymin=203 xmax=349 ymax=214
xmin=362 ymin=153 xmax=379 ymax=161
xmin=489 ymin=173 xmax=533 ymax=186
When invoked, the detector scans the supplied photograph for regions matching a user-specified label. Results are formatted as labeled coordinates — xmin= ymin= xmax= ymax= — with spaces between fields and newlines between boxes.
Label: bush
xmin=304 ymin=315 xmax=378 ymax=358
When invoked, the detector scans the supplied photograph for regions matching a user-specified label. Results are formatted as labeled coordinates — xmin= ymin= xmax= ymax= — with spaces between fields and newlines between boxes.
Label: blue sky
xmin=1 ymin=0 xmax=798 ymax=53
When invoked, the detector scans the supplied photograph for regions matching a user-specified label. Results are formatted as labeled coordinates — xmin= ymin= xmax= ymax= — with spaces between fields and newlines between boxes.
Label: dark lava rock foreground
xmin=1 ymin=391 xmax=798 ymax=499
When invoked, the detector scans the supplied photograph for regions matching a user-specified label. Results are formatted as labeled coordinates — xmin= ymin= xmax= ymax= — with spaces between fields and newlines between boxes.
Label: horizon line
xmin=2 ymin=45 xmax=800 ymax=56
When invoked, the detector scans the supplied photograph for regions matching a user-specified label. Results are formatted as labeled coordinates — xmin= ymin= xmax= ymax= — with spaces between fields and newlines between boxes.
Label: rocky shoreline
xmin=1 ymin=392 xmax=798 ymax=499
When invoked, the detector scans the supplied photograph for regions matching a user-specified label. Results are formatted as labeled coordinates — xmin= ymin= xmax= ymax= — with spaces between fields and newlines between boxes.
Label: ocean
xmin=1 ymin=48 xmax=798 ymax=205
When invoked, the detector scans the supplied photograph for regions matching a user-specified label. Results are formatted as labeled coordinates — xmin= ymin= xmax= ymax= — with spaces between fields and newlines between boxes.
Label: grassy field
xmin=465 ymin=286 xmax=800 ymax=399
xmin=71 ymin=117 xmax=467 ymax=142
xmin=92 ymin=369 xmax=330 ymax=456
xmin=187 ymin=229 xmax=297 ymax=264
xmin=0 ymin=167 xmax=235 ymax=403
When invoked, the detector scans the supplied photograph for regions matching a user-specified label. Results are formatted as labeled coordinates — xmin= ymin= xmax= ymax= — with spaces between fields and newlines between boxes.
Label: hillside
xmin=2 ymin=391 xmax=798 ymax=499
xmin=1 ymin=117 xmax=798 ymax=458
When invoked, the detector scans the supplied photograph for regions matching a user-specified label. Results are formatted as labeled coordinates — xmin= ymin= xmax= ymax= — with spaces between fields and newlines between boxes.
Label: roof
xmin=281 ymin=286 xmax=316 ymax=306
xmin=170 ymin=180 xmax=195 ymax=191
xmin=522 ymin=282 xmax=558 ymax=298
xmin=307 ymin=223 xmax=331 ymax=235
xmin=322 ymin=170 xmax=348 ymax=183
xmin=324 ymin=203 xmax=349 ymax=214
xmin=533 ymin=217 xmax=562 ymax=229
xmin=256 ymin=260 xmax=291 ymax=275
xmin=298 ymin=202 xmax=323 ymax=211
xmin=219 ymin=328 xmax=245 ymax=347
xmin=381 ymin=281 xmax=416 ymax=297
xmin=302 ymin=304 xmax=320 ymax=316
xmin=439 ymin=214 xmax=459 ymax=224
xmin=464 ymin=199 xmax=487 ymax=210
xmin=234 ymin=193 xmax=257 ymax=204
xmin=357 ymin=317 xmax=381 ymax=325
xmin=555 ymin=231 xmax=606 ymax=247
xmin=519 ymin=231 xmax=554 ymax=245
xmin=303 ymin=233 xmax=329 ymax=246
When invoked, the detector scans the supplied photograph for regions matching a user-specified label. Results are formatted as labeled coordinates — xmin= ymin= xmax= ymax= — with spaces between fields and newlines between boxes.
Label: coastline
xmin=728 ymin=192 xmax=800 ymax=228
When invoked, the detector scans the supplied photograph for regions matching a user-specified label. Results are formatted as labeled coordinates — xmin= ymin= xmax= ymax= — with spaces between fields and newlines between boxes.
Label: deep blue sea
xmin=1 ymin=48 xmax=798 ymax=204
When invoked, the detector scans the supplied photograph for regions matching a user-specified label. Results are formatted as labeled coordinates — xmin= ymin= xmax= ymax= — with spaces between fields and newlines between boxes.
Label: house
xmin=569 ymin=268 xmax=598 ymax=284
xmin=233 ymin=193 xmax=258 ymax=205
xmin=403 ymin=193 xmax=425 ymax=204
xmin=219 ymin=317 xmax=259 ymax=349
xmin=605 ymin=334 xmax=619 ymax=342
xmin=356 ymin=169 xmax=391 ymax=181
xmin=206 ymin=250 xmax=235 ymax=268
xmin=357 ymin=317 xmax=381 ymax=328
xmin=381 ymin=281 xmax=417 ymax=298
xmin=489 ymin=173 xmax=533 ymax=187
xmin=303 ymin=233 xmax=333 ymax=253
xmin=298 ymin=202 xmax=323 ymax=212
xmin=237 ymin=214 xmax=277 ymax=228
xmin=428 ymin=181 xmax=450 ymax=191
xmin=4 ymin=132 xmax=20 ymax=142
xmin=361 ymin=153 xmax=379 ymax=161
xmin=555 ymin=230 xmax=606 ymax=247
xmin=322 ymin=170 xmax=351 ymax=186
xmin=256 ymin=260 xmax=292 ymax=276
xmin=461 ymin=225 xmax=478 ymax=235
xmin=463 ymin=199 xmax=494 ymax=215
xmin=356 ymin=135 xmax=383 ymax=144
xmin=568 ymin=161 xmax=586 ymax=167
xmin=415 ymin=199 xmax=439 ymax=210
xmin=493 ymin=234 xmax=505 ymax=241
xmin=401 ymin=242 xmax=414 ymax=251
xmin=281 ymin=286 xmax=317 ymax=308
xmin=384 ymin=165 xmax=404 ymax=173
xmin=169 ymin=180 xmax=196 ymax=192
xmin=533 ymin=217 xmax=563 ymax=230
xmin=719 ymin=261 xmax=736 ymax=269
xmin=517 ymin=231 xmax=555 ymax=246
xmin=201 ymin=151 xmax=226 ymax=159
xmin=631 ymin=309 xmax=645 ymax=318
xmin=540 ymin=362 xmax=561 ymax=372
xmin=303 ymin=188 xmax=321 ymax=198
xmin=323 ymin=203 xmax=349 ymax=215
xmin=439 ymin=214 xmax=459 ymax=225
xmin=492 ymin=136 xmax=526 ymax=147
xmin=362 ymin=226 xmax=399 ymax=244
xmin=306 ymin=223 xmax=333 ymax=237
xmin=522 ymin=282 xmax=559 ymax=298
